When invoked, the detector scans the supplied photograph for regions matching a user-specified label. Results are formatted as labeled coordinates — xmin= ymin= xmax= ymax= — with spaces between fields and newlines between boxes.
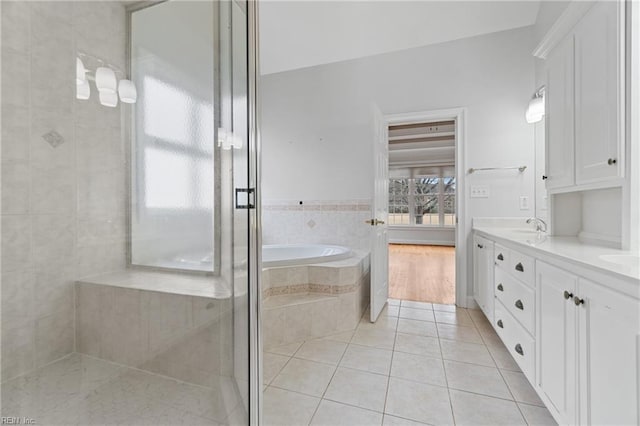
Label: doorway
xmin=383 ymin=110 xmax=466 ymax=307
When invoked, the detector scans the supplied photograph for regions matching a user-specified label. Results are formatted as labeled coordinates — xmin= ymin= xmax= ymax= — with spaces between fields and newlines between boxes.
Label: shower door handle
xmin=235 ymin=188 xmax=255 ymax=209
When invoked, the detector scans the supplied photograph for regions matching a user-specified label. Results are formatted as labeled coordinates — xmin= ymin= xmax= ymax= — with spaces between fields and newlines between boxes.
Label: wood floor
xmin=388 ymin=244 xmax=455 ymax=304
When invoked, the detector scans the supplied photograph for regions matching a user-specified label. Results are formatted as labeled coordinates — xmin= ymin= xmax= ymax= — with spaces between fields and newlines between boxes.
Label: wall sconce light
xmin=99 ymin=91 xmax=118 ymax=108
xmin=76 ymin=79 xmax=90 ymax=100
xmin=526 ymin=87 xmax=545 ymax=124
xmin=76 ymin=58 xmax=87 ymax=85
xmin=95 ymin=67 xmax=117 ymax=94
xmin=76 ymin=54 xmax=137 ymax=107
xmin=118 ymin=80 xmax=137 ymax=104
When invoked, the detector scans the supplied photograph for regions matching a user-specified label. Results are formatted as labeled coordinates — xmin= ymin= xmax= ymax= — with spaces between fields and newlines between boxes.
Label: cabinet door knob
xmin=542 ymin=175 xmax=548 ymax=180
xmin=497 ymin=253 xmax=504 ymax=261
xmin=607 ymin=158 xmax=617 ymax=165
xmin=515 ymin=344 xmax=524 ymax=356
xmin=497 ymin=283 xmax=504 ymax=292
xmin=477 ymin=243 xmax=484 ymax=249
xmin=515 ymin=299 xmax=524 ymax=310
xmin=515 ymin=262 xmax=524 ymax=272
xmin=497 ymin=319 xmax=504 ymax=328
xmin=574 ymin=296 xmax=585 ymax=306
xmin=563 ymin=290 xmax=573 ymax=300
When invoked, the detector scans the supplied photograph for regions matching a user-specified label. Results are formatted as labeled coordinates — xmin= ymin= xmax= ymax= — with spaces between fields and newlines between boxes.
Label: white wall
xmin=1 ymin=2 xmax=127 ymax=381
xmin=261 ymin=26 xmax=537 ymax=302
xmin=389 ymin=227 xmax=455 ymax=246
xmin=532 ymin=0 xmax=571 ymax=46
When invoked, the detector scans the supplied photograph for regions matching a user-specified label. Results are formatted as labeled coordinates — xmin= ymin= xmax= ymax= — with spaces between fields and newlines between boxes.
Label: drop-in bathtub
xmin=261 ymin=244 xmax=370 ymax=348
xmin=262 ymin=244 xmax=353 ymax=268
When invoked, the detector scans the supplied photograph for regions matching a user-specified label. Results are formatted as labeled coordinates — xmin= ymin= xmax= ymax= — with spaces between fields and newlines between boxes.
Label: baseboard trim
xmin=389 ymin=239 xmax=455 ymax=246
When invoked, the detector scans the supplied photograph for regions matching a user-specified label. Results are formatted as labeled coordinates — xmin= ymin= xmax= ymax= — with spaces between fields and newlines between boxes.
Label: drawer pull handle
xmin=563 ymin=290 xmax=573 ymax=300
xmin=515 ymin=262 xmax=524 ymax=272
xmin=515 ymin=344 xmax=524 ymax=356
xmin=477 ymin=243 xmax=484 ymax=249
xmin=542 ymin=175 xmax=548 ymax=180
xmin=607 ymin=158 xmax=617 ymax=165
xmin=497 ymin=253 xmax=504 ymax=261
xmin=497 ymin=283 xmax=504 ymax=292
xmin=573 ymin=296 xmax=585 ymax=306
xmin=515 ymin=299 xmax=524 ymax=310
xmin=497 ymin=319 xmax=504 ymax=328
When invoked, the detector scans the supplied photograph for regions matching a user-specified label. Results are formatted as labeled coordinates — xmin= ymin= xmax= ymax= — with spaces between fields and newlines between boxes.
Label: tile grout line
xmin=380 ymin=305 xmax=400 ymax=421
xmin=435 ymin=308 xmax=458 ymax=426
xmin=306 ymin=305 xmax=364 ymax=425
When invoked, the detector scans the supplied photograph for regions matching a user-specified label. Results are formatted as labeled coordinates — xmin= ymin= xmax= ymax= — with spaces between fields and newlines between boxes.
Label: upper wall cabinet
xmin=541 ymin=1 xmax=625 ymax=193
xmin=546 ymin=35 xmax=575 ymax=190
xmin=574 ymin=1 xmax=624 ymax=185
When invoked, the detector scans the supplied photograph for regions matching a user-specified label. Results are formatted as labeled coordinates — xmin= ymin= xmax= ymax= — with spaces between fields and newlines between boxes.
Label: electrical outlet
xmin=520 ymin=196 xmax=529 ymax=210
xmin=470 ymin=186 xmax=489 ymax=198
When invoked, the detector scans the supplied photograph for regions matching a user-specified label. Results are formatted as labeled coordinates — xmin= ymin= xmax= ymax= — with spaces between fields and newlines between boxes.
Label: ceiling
xmin=389 ymin=121 xmax=455 ymax=167
xmin=259 ymin=1 xmax=541 ymax=75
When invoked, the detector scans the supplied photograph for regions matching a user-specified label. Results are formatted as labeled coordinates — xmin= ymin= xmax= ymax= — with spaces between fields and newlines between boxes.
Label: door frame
xmin=382 ymin=107 xmax=468 ymax=307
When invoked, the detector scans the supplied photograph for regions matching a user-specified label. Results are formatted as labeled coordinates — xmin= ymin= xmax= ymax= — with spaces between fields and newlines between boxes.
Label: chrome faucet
xmin=526 ymin=217 xmax=547 ymax=233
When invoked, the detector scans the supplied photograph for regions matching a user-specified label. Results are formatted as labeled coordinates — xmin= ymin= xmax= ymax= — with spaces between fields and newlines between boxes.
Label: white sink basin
xmin=599 ymin=254 xmax=640 ymax=268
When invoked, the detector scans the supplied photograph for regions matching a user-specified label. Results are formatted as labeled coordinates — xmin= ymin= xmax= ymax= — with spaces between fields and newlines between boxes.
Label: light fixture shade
xmin=525 ymin=94 xmax=545 ymax=124
xmin=118 ymin=79 xmax=137 ymax=103
xmin=95 ymin=67 xmax=117 ymax=93
xmin=76 ymin=79 xmax=90 ymax=100
xmin=217 ymin=128 xmax=243 ymax=150
xmin=99 ymin=90 xmax=118 ymax=108
xmin=76 ymin=57 xmax=86 ymax=85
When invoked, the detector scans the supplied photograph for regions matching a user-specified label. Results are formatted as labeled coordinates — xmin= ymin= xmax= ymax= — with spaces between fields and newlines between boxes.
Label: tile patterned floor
xmin=264 ymin=300 xmax=557 ymax=426
xmin=0 ymin=353 xmax=246 ymax=425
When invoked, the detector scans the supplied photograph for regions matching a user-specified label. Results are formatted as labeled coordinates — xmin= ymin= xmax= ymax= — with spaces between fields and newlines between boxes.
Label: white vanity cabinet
xmin=536 ymin=260 xmax=639 ymax=426
xmin=543 ymin=0 xmax=625 ymax=191
xmin=536 ymin=262 xmax=578 ymax=425
xmin=577 ymin=278 xmax=639 ymax=426
xmin=473 ymin=229 xmax=639 ymax=426
xmin=473 ymin=235 xmax=494 ymax=321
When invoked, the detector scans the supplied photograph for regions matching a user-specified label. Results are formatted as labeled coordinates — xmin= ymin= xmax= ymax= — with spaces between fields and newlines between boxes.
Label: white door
xmin=545 ymin=34 xmax=575 ymax=190
xmin=370 ymin=105 xmax=389 ymax=322
xmin=574 ymin=1 xmax=623 ymax=185
xmin=537 ymin=261 xmax=578 ymax=425
xmin=473 ymin=236 xmax=494 ymax=321
xmin=577 ymin=278 xmax=639 ymax=425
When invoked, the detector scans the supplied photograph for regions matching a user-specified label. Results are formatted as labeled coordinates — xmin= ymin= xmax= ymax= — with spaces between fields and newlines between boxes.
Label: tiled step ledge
xmin=77 ymin=269 xmax=232 ymax=299
xmin=263 ymin=272 xmax=370 ymax=349
xmin=262 ymin=250 xmax=370 ymax=298
xmin=263 ymin=292 xmax=338 ymax=310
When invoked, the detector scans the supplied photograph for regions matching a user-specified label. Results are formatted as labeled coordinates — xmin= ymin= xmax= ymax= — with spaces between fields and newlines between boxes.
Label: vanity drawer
xmin=495 ymin=268 xmax=535 ymax=334
xmin=494 ymin=300 xmax=535 ymax=380
xmin=508 ymin=250 xmax=534 ymax=287
xmin=494 ymin=244 xmax=509 ymax=268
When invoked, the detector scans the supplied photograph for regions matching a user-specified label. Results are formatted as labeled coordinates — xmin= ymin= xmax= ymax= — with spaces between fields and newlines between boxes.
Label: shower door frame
xmin=123 ymin=1 xmax=262 ymax=423
xmin=247 ymin=1 xmax=262 ymax=424
xmin=124 ymin=0 xmax=222 ymax=276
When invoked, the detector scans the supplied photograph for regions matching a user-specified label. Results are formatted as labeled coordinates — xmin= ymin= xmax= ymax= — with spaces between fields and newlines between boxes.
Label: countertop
xmin=473 ymin=224 xmax=639 ymax=284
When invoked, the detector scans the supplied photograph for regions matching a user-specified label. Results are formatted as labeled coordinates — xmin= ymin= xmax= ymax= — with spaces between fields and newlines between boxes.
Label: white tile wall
xmin=262 ymin=199 xmax=372 ymax=250
xmin=1 ymin=2 xmax=127 ymax=381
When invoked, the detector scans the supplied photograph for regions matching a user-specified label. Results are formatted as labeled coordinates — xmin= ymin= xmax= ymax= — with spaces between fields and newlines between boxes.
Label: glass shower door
xmin=0 ymin=1 xmax=256 ymax=425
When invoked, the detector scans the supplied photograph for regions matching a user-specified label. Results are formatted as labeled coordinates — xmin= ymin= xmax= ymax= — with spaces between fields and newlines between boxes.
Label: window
xmin=130 ymin=1 xmax=218 ymax=272
xmin=388 ymin=168 xmax=455 ymax=227
xmin=389 ymin=178 xmax=410 ymax=224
